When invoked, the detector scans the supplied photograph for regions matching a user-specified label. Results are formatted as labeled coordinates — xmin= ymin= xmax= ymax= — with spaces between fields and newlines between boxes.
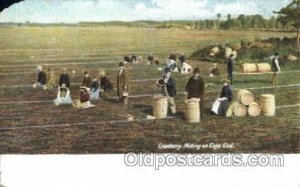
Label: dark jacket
xmin=220 ymin=85 xmax=233 ymax=102
xmin=131 ymin=54 xmax=137 ymax=62
xmin=90 ymin=81 xmax=99 ymax=92
xmin=162 ymin=76 xmax=176 ymax=97
xmin=124 ymin=55 xmax=132 ymax=63
xmin=37 ymin=71 xmax=47 ymax=85
xmin=227 ymin=58 xmax=234 ymax=73
xmin=59 ymin=73 xmax=70 ymax=88
xmin=179 ymin=55 xmax=186 ymax=63
xmin=271 ymin=58 xmax=279 ymax=72
xmin=210 ymin=68 xmax=220 ymax=76
xmin=185 ymin=75 xmax=205 ymax=99
xmin=100 ymin=76 xmax=113 ymax=91
xmin=82 ymin=76 xmax=92 ymax=88
xmin=148 ymin=55 xmax=154 ymax=61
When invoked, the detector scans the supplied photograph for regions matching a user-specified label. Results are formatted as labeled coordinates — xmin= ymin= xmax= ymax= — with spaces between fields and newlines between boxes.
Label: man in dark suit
xmin=82 ymin=71 xmax=92 ymax=88
xmin=227 ymin=54 xmax=234 ymax=84
xmin=271 ymin=52 xmax=281 ymax=85
xmin=36 ymin=66 xmax=46 ymax=87
xmin=185 ymin=67 xmax=205 ymax=118
xmin=179 ymin=53 xmax=186 ymax=65
xmin=59 ymin=68 xmax=70 ymax=88
xmin=162 ymin=68 xmax=177 ymax=114
xmin=99 ymin=70 xmax=113 ymax=91
xmin=211 ymin=79 xmax=233 ymax=116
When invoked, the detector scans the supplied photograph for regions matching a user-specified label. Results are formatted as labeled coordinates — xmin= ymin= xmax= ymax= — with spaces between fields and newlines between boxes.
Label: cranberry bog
xmin=0 ymin=26 xmax=299 ymax=153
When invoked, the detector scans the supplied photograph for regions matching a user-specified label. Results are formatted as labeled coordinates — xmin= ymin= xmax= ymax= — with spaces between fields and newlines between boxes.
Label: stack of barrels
xmin=242 ymin=63 xmax=272 ymax=73
xmin=227 ymin=89 xmax=276 ymax=117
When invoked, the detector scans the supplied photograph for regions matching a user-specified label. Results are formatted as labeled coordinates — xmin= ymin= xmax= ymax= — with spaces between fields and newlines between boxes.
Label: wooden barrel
xmin=260 ymin=94 xmax=276 ymax=116
xmin=184 ymin=99 xmax=200 ymax=123
xmin=248 ymin=102 xmax=261 ymax=116
xmin=226 ymin=105 xmax=234 ymax=117
xmin=225 ymin=47 xmax=232 ymax=58
xmin=257 ymin=63 xmax=271 ymax=72
xmin=153 ymin=96 xmax=168 ymax=119
xmin=237 ymin=89 xmax=254 ymax=106
xmin=232 ymin=102 xmax=247 ymax=117
xmin=242 ymin=63 xmax=257 ymax=73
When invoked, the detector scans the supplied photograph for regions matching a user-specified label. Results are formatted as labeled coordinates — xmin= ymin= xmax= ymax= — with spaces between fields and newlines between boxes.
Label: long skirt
xmin=90 ymin=89 xmax=100 ymax=100
xmin=211 ymin=98 xmax=229 ymax=116
xmin=53 ymin=95 xmax=73 ymax=106
xmin=73 ymin=100 xmax=95 ymax=109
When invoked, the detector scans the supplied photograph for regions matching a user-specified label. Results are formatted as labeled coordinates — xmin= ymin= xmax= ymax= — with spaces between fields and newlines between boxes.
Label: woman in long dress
xmin=53 ymin=84 xmax=72 ymax=106
xmin=211 ymin=79 xmax=233 ymax=116
xmin=90 ymin=77 xmax=100 ymax=100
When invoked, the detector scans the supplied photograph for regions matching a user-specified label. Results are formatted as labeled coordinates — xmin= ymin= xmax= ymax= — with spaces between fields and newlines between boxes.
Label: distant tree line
xmin=193 ymin=14 xmax=293 ymax=31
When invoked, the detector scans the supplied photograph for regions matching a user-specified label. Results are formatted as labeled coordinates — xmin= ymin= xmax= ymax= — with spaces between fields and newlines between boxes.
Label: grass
xmin=0 ymin=26 xmax=299 ymax=153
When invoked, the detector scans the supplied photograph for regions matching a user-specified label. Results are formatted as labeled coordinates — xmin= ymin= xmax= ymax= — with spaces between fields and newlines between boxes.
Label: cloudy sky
xmin=0 ymin=0 xmax=292 ymax=23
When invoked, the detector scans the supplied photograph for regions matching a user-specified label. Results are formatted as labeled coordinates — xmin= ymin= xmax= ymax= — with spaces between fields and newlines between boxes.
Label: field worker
xmin=46 ymin=68 xmax=57 ymax=90
xmin=147 ymin=54 xmax=154 ymax=65
xmin=137 ymin=56 xmax=143 ymax=64
xmin=185 ymin=67 xmax=205 ymax=118
xmin=82 ymin=71 xmax=92 ymax=88
xmin=227 ymin=54 xmax=235 ymax=84
xmin=131 ymin=54 xmax=137 ymax=63
xmin=99 ymin=70 xmax=113 ymax=91
xmin=53 ymin=84 xmax=72 ymax=106
xmin=211 ymin=79 xmax=233 ymax=116
xmin=59 ymin=68 xmax=70 ymax=88
xmin=124 ymin=55 xmax=132 ymax=63
xmin=162 ymin=67 xmax=177 ymax=114
xmin=169 ymin=52 xmax=177 ymax=61
xmin=73 ymin=86 xmax=95 ymax=109
xmin=179 ymin=53 xmax=186 ymax=65
xmin=117 ymin=62 xmax=129 ymax=105
xmin=209 ymin=63 xmax=220 ymax=76
xmin=181 ymin=61 xmax=192 ymax=74
xmin=166 ymin=59 xmax=179 ymax=72
xmin=35 ymin=66 xmax=47 ymax=88
xmin=90 ymin=76 xmax=100 ymax=100
xmin=271 ymin=52 xmax=281 ymax=85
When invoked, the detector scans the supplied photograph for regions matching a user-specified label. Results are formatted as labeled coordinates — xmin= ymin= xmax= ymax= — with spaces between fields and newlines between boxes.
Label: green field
xmin=0 ymin=26 xmax=299 ymax=153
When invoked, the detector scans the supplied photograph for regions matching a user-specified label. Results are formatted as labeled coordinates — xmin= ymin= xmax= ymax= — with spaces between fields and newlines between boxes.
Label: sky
xmin=0 ymin=0 xmax=293 ymax=23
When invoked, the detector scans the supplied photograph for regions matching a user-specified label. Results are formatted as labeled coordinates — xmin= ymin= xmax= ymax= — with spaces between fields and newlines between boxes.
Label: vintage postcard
xmin=0 ymin=0 xmax=299 ymax=186
xmin=0 ymin=0 xmax=299 ymax=154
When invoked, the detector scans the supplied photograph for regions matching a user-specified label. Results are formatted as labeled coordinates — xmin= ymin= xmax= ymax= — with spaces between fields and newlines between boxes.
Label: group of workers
xmin=34 ymin=51 xmax=281 ymax=118
xmin=35 ymin=66 xmax=114 ymax=108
